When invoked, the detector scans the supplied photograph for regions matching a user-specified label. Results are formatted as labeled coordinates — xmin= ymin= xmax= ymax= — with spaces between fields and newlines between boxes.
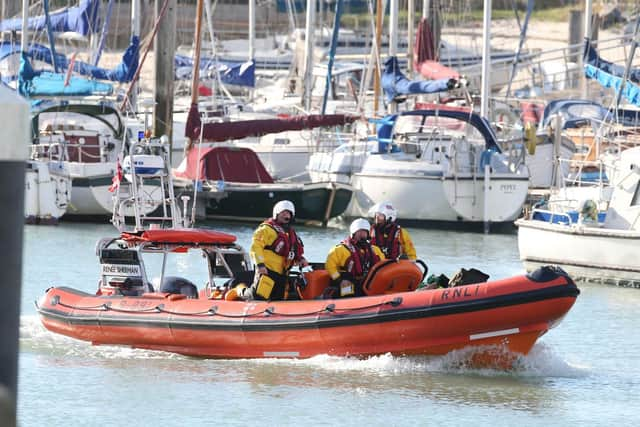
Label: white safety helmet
xmin=349 ymin=218 xmax=371 ymax=236
xmin=273 ymin=200 xmax=295 ymax=219
xmin=370 ymin=201 xmax=397 ymax=223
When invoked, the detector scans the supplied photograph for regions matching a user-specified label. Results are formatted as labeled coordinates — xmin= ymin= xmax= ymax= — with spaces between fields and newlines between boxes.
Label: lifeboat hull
xmin=37 ymin=267 xmax=579 ymax=360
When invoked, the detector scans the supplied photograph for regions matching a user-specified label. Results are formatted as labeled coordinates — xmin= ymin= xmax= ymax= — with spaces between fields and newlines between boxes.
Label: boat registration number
xmin=102 ymin=263 xmax=142 ymax=276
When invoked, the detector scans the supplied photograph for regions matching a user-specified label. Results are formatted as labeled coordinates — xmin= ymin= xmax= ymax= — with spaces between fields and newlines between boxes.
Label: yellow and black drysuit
xmin=248 ymin=218 xmax=304 ymax=300
xmin=324 ymin=238 xmax=385 ymax=298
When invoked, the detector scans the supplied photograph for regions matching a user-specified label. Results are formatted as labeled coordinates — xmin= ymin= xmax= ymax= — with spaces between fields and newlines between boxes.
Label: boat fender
xmin=159 ymin=276 xmax=198 ymax=299
xmin=526 ymin=265 xmax=573 ymax=284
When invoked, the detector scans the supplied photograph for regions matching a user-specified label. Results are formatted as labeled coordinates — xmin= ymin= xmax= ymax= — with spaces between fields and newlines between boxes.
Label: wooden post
xmin=1 ymin=0 xmax=21 ymax=20
xmin=153 ymin=0 xmax=176 ymax=159
xmin=569 ymin=9 xmax=584 ymax=64
xmin=0 ymin=85 xmax=28 ymax=427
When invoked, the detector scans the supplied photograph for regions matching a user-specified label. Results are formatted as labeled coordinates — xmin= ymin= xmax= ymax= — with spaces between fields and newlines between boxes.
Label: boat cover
xmin=413 ymin=17 xmax=438 ymax=65
xmin=18 ymin=53 xmax=113 ymax=97
xmin=184 ymin=103 xmax=357 ymax=141
xmin=122 ymin=228 xmax=237 ymax=245
xmin=381 ymin=56 xmax=450 ymax=102
xmin=583 ymin=38 xmax=640 ymax=106
xmin=175 ymin=56 xmax=255 ymax=87
xmin=412 ymin=17 xmax=459 ymax=80
xmin=0 ymin=0 xmax=100 ymax=37
xmin=30 ymin=102 xmax=124 ymax=139
xmin=0 ymin=36 xmax=139 ymax=84
xmin=584 ymin=38 xmax=640 ymax=83
xmin=374 ymin=108 xmax=502 ymax=153
xmin=539 ymin=99 xmax=640 ymax=129
xmin=174 ymin=146 xmax=275 ymax=184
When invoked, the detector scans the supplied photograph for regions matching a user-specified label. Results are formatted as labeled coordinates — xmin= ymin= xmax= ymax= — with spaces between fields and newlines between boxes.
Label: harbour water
xmin=18 ymin=221 xmax=640 ymax=426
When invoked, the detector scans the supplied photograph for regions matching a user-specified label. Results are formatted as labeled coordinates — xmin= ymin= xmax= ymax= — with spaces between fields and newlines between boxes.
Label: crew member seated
xmin=369 ymin=201 xmax=417 ymax=260
xmin=324 ymin=218 xmax=385 ymax=298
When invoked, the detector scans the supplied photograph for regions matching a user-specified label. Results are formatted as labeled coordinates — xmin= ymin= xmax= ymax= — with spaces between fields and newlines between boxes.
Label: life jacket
xmin=263 ymin=218 xmax=304 ymax=267
xmin=341 ymin=238 xmax=381 ymax=279
xmin=371 ymin=223 xmax=401 ymax=259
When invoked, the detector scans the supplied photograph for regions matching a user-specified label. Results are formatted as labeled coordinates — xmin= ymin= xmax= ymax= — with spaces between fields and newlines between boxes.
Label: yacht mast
xmin=480 ymin=0 xmax=491 ymax=118
xmin=303 ymin=0 xmax=316 ymax=112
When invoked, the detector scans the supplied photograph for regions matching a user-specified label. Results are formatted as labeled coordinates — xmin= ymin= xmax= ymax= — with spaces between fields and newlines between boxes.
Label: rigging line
xmin=207 ymin=309 xmax=273 ymax=319
xmin=155 ymin=306 xmax=217 ymax=316
xmin=56 ymin=301 xmax=109 ymax=311
xmin=332 ymin=299 xmax=402 ymax=311
xmin=92 ymin=0 xmax=114 ymax=66
xmin=105 ymin=305 xmax=163 ymax=314
xmin=119 ymin=0 xmax=171 ymax=112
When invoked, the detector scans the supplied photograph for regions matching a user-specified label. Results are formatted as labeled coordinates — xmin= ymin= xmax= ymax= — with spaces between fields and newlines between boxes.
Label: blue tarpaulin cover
xmin=174 ymin=55 xmax=255 ymax=88
xmin=18 ymin=52 xmax=113 ymax=97
xmin=1 ymin=36 xmax=139 ymax=84
xmin=0 ymin=0 xmax=100 ymax=37
xmin=381 ymin=56 xmax=449 ymax=102
xmin=583 ymin=38 xmax=640 ymax=106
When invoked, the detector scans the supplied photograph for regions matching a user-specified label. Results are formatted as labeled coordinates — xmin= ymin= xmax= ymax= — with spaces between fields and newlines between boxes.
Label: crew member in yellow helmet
xmin=324 ymin=218 xmax=385 ymax=298
xmin=237 ymin=200 xmax=308 ymax=301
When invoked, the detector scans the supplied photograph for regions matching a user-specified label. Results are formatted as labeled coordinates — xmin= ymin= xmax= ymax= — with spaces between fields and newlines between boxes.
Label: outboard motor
xmin=159 ymin=276 xmax=198 ymax=298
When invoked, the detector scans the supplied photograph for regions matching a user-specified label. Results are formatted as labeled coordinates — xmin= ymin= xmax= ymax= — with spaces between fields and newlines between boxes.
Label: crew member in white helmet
xmin=236 ymin=200 xmax=308 ymax=301
xmin=369 ymin=201 xmax=417 ymax=260
xmin=324 ymin=218 xmax=385 ymax=298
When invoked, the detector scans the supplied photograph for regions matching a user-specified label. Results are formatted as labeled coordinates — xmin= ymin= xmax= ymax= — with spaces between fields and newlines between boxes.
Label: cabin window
xmin=274 ymin=138 xmax=290 ymax=145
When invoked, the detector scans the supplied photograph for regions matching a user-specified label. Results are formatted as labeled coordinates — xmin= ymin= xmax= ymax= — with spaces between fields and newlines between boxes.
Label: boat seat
xmin=362 ymin=259 xmax=425 ymax=296
xmin=159 ymin=276 xmax=198 ymax=299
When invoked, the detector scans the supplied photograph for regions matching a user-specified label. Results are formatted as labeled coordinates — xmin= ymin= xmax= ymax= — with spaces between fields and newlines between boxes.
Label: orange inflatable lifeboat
xmin=36 ymin=228 xmax=580 ymax=365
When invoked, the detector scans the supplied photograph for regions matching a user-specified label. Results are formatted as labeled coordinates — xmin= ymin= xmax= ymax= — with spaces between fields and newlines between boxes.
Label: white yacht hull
xmin=517 ymin=219 xmax=640 ymax=286
xmin=347 ymin=172 xmax=529 ymax=223
xmin=64 ymin=163 xmax=162 ymax=217
xmin=24 ymin=161 xmax=71 ymax=224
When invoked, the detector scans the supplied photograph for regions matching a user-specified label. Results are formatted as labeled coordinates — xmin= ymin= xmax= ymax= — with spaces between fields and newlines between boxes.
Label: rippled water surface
xmin=18 ymin=221 xmax=640 ymax=426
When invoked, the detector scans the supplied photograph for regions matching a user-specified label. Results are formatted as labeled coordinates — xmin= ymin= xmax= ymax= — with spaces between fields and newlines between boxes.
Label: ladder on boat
xmin=111 ymin=136 xmax=189 ymax=232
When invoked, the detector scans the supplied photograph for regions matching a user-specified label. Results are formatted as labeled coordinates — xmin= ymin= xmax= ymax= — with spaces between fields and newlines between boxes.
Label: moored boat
xmin=517 ymin=146 xmax=640 ymax=287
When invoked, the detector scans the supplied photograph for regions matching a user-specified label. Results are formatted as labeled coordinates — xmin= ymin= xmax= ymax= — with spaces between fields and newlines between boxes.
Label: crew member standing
xmin=237 ymin=200 xmax=307 ymax=300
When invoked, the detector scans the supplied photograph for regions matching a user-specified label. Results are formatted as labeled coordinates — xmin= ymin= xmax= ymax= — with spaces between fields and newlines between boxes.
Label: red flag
xmin=108 ymin=159 xmax=123 ymax=192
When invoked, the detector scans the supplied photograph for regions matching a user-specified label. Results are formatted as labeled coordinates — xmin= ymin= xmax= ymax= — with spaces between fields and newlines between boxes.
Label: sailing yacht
xmin=309 ymin=107 xmax=530 ymax=227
